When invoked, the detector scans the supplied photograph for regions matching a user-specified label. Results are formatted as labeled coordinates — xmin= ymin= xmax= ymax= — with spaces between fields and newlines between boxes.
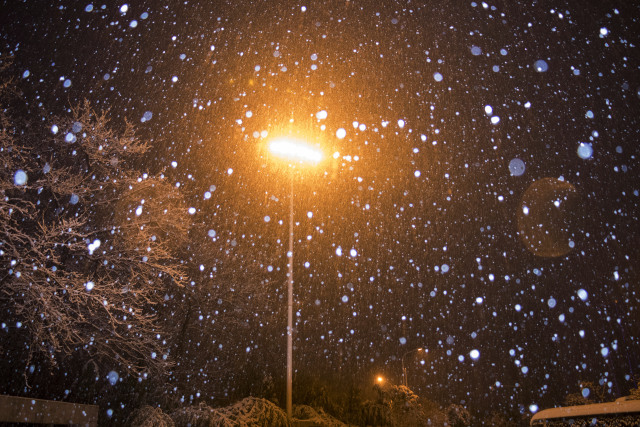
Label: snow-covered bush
xmin=358 ymin=383 xmax=431 ymax=426
xmin=171 ymin=397 xmax=289 ymax=427
xmin=127 ymin=405 xmax=175 ymax=427
xmin=293 ymin=404 xmax=346 ymax=426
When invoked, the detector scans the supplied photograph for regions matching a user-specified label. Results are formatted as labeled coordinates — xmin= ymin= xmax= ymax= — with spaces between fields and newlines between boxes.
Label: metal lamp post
xmin=401 ymin=347 xmax=424 ymax=388
xmin=268 ymin=137 xmax=322 ymax=419
xmin=286 ymin=173 xmax=294 ymax=419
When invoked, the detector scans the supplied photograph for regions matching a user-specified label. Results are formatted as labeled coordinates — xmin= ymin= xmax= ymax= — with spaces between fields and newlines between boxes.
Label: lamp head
xmin=269 ymin=137 xmax=323 ymax=164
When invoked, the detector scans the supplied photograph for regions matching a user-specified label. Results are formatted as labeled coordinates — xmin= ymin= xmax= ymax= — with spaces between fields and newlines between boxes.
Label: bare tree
xmin=0 ymin=95 xmax=188 ymax=383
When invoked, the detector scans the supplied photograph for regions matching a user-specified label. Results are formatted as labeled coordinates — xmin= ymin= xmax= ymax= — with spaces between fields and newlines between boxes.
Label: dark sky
xmin=2 ymin=0 xmax=639 ymax=417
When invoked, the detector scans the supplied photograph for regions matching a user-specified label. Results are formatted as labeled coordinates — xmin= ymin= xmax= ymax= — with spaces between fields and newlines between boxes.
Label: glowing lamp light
xmin=376 ymin=375 xmax=385 ymax=384
xmin=269 ymin=137 xmax=323 ymax=163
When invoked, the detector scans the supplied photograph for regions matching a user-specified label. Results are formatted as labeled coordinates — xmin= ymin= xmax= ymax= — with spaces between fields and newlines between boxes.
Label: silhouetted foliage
xmin=629 ymin=378 xmax=640 ymax=400
xmin=446 ymin=403 xmax=473 ymax=427
xmin=564 ymin=381 xmax=609 ymax=406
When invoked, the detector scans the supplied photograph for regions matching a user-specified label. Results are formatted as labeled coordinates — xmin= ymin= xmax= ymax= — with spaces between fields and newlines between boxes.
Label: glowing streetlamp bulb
xmin=269 ymin=137 xmax=323 ymax=163
xmin=376 ymin=376 xmax=385 ymax=384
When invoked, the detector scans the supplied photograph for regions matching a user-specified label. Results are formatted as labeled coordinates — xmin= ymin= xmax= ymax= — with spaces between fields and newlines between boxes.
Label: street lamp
xmin=268 ymin=137 xmax=323 ymax=419
xmin=401 ymin=347 xmax=424 ymax=388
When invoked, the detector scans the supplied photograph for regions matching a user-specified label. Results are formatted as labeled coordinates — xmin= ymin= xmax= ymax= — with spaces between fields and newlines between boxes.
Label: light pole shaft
xmin=402 ymin=348 xmax=423 ymax=388
xmin=402 ymin=362 xmax=407 ymax=387
xmin=286 ymin=174 xmax=294 ymax=419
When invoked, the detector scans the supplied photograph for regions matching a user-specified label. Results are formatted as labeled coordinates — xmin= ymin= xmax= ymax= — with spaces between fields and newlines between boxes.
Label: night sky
xmin=2 ymin=0 xmax=639 ymax=420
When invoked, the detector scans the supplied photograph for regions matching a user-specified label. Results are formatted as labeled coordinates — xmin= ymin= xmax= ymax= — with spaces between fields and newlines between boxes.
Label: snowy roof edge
xmin=530 ymin=398 xmax=640 ymax=424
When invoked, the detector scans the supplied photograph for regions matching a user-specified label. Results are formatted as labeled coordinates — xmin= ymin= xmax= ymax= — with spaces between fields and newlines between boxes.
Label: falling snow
xmin=0 ymin=1 xmax=639 ymax=425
